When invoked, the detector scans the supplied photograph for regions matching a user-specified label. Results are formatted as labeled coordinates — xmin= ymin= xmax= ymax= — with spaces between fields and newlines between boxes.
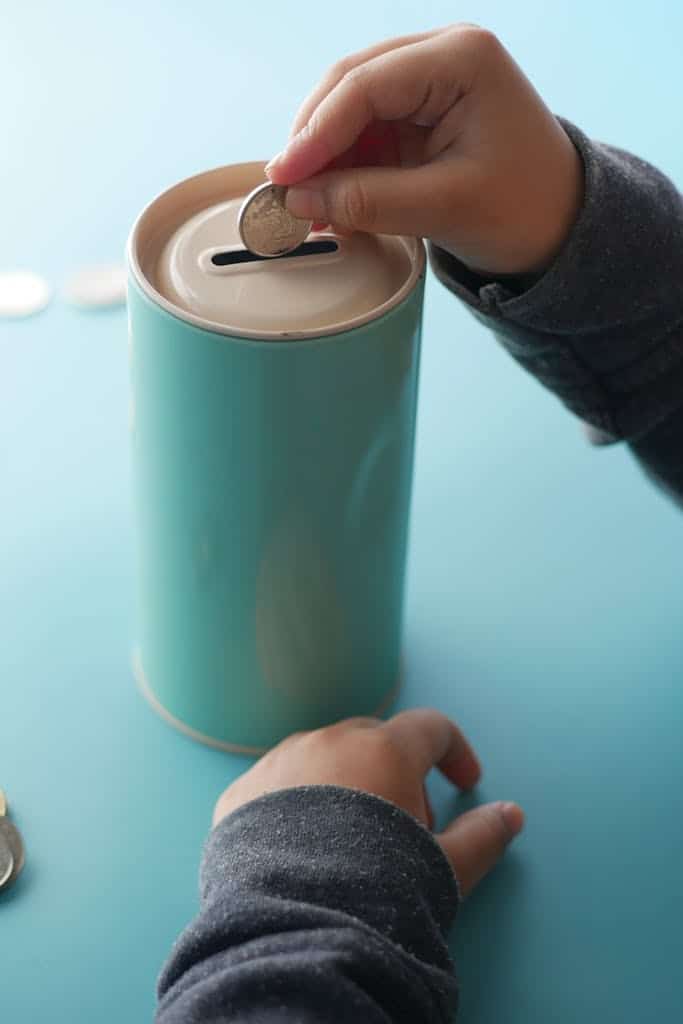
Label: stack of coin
xmin=63 ymin=264 xmax=127 ymax=309
xmin=0 ymin=790 xmax=25 ymax=893
xmin=0 ymin=270 xmax=51 ymax=318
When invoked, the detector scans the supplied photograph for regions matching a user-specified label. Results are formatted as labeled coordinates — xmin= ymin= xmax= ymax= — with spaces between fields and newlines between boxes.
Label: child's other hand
xmin=213 ymin=709 xmax=524 ymax=897
xmin=266 ymin=24 xmax=582 ymax=276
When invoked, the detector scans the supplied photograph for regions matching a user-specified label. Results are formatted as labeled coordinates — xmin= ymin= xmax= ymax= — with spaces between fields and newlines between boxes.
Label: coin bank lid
xmin=129 ymin=162 xmax=424 ymax=340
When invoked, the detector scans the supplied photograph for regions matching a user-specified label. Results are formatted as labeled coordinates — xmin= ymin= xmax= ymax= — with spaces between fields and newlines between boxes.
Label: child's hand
xmin=213 ymin=709 xmax=524 ymax=897
xmin=266 ymin=24 xmax=582 ymax=276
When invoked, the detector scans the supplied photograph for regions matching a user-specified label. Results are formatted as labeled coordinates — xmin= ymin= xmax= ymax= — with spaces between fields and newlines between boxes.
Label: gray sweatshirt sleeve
xmin=428 ymin=119 xmax=683 ymax=503
xmin=156 ymin=786 xmax=459 ymax=1023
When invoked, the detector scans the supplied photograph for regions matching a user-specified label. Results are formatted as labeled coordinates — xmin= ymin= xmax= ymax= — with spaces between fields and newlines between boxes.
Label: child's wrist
xmin=434 ymin=123 xmax=584 ymax=278
xmin=517 ymin=128 xmax=584 ymax=274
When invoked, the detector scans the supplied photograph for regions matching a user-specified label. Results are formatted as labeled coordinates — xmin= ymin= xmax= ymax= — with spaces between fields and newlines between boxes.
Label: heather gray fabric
xmin=429 ymin=119 xmax=683 ymax=499
xmin=157 ymin=787 xmax=459 ymax=1022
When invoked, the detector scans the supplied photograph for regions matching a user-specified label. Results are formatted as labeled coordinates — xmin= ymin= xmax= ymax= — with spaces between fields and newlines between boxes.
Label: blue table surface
xmin=2 ymin=2 xmax=682 ymax=1020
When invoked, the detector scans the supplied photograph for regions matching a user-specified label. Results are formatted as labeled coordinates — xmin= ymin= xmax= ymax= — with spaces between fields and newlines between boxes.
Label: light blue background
xmin=1 ymin=2 xmax=682 ymax=1020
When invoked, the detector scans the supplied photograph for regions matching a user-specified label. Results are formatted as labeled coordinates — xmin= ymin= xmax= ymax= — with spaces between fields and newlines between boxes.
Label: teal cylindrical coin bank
xmin=128 ymin=162 xmax=425 ymax=753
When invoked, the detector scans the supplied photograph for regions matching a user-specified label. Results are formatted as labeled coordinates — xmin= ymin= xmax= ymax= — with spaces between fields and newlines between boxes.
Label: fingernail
xmin=265 ymin=129 xmax=306 ymax=177
xmin=500 ymin=802 xmax=525 ymax=838
xmin=285 ymin=187 xmax=327 ymax=222
xmin=264 ymin=152 xmax=284 ymax=178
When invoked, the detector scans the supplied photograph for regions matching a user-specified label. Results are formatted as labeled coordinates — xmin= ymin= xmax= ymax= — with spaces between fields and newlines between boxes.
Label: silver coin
xmin=0 ymin=817 xmax=25 ymax=890
xmin=63 ymin=264 xmax=127 ymax=309
xmin=238 ymin=182 xmax=312 ymax=258
xmin=0 ymin=270 xmax=51 ymax=318
xmin=0 ymin=835 xmax=13 ymax=889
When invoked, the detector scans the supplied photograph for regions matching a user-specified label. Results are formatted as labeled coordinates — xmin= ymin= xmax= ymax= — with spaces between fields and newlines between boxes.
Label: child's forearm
xmin=155 ymin=711 xmax=518 ymax=1023
xmin=269 ymin=26 xmax=683 ymax=504
xmin=155 ymin=787 xmax=459 ymax=1023
xmin=430 ymin=120 xmax=683 ymax=503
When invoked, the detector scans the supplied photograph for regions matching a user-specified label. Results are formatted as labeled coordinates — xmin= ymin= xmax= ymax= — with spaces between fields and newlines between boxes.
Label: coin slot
xmin=211 ymin=240 xmax=339 ymax=266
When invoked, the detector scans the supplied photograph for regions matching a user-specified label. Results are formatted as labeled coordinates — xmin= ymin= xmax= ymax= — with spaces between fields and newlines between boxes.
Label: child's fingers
xmin=381 ymin=708 xmax=481 ymax=791
xmin=267 ymin=31 xmax=474 ymax=185
xmin=284 ymin=161 xmax=469 ymax=238
xmin=437 ymin=802 xmax=525 ymax=896
xmin=289 ymin=29 xmax=442 ymax=139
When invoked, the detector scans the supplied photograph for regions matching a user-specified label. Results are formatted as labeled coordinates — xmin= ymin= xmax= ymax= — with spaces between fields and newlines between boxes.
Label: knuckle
xmin=367 ymin=730 xmax=403 ymax=768
xmin=342 ymin=63 xmax=369 ymax=90
xmin=371 ymin=730 xmax=396 ymax=754
xmin=296 ymin=725 xmax=327 ymax=746
xmin=340 ymin=64 xmax=374 ymax=113
xmin=442 ymin=20 xmax=476 ymax=35
xmin=332 ymin=715 xmax=382 ymax=732
xmin=272 ymin=729 xmax=311 ymax=760
xmin=338 ymin=178 xmax=377 ymax=231
xmin=354 ymin=715 xmax=382 ymax=728
xmin=462 ymin=24 xmax=502 ymax=57
xmin=443 ymin=21 xmax=500 ymax=47
xmin=275 ymin=727 xmax=327 ymax=764
xmin=281 ymin=729 xmax=306 ymax=747
xmin=304 ymin=724 xmax=348 ymax=753
xmin=329 ymin=56 xmax=354 ymax=82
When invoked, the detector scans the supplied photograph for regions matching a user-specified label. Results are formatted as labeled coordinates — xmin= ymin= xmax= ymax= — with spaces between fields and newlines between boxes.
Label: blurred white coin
xmin=0 ymin=271 xmax=51 ymax=318
xmin=63 ymin=264 xmax=127 ymax=309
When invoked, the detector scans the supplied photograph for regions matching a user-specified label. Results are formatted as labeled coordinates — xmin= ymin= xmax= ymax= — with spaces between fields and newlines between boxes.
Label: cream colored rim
xmin=133 ymin=650 xmax=402 ymax=756
xmin=126 ymin=162 xmax=425 ymax=342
